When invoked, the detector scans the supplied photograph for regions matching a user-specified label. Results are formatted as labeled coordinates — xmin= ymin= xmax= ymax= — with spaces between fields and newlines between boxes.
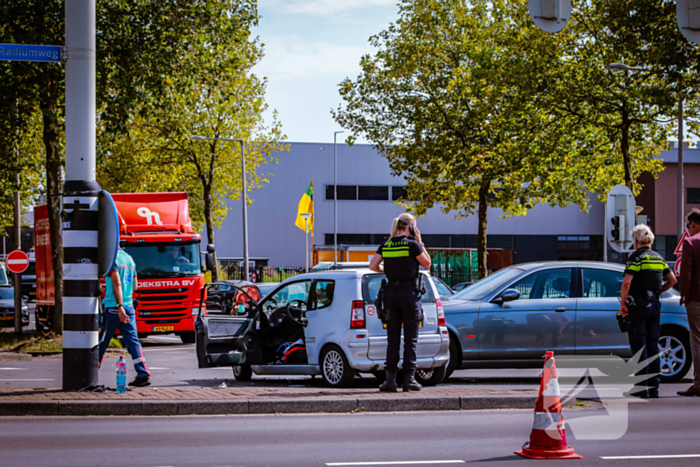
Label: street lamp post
xmin=605 ymin=63 xmax=685 ymax=239
xmin=300 ymin=212 xmax=312 ymax=273
xmin=189 ymin=136 xmax=249 ymax=280
xmin=333 ymin=131 xmax=344 ymax=267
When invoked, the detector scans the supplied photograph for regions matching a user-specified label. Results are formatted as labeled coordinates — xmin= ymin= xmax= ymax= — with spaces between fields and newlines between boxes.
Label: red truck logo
xmin=136 ymin=207 xmax=163 ymax=226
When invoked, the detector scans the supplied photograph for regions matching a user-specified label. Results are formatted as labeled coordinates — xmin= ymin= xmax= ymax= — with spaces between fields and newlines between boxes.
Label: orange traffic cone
xmin=515 ymin=351 xmax=582 ymax=460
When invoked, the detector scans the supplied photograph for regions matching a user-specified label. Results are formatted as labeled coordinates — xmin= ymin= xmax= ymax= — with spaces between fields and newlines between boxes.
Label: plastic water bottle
xmin=116 ymin=356 xmax=127 ymax=394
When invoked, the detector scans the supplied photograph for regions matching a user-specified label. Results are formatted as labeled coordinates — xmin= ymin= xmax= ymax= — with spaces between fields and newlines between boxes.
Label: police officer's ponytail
xmin=390 ymin=213 xmax=416 ymax=238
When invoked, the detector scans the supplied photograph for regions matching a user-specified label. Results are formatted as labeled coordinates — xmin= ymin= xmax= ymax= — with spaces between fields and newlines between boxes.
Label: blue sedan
xmin=442 ymin=261 xmax=690 ymax=384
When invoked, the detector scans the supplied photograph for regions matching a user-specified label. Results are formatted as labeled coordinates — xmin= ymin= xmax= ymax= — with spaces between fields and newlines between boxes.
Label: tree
xmin=548 ymin=0 xmax=698 ymax=193
xmin=335 ymin=0 xmax=607 ymax=277
xmin=97 ymin=8 xmax=286 ymax=281
xmin=1 ymin=0 xmax=262 ymax=329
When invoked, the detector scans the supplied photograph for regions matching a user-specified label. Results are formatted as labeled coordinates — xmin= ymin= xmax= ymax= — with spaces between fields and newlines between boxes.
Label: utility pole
xmin=62 ymin=0 xmax=101 ymax=391
xmin=678 ymin=75 xmax=685 ymax=240
xmin=240 ymin=140 xmax=249 ymax=281
xmin=14 ymin=174 xmax=22 ymax=334
xmin=333 ymin=131 xmax=344 ymax=267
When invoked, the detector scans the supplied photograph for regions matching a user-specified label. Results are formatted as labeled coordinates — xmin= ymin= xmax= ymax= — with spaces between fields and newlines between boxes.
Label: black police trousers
xmin=627 ymin=298 xmax=661 ymax=391
xmin=384 ymin=282 xmax=421 ymax=373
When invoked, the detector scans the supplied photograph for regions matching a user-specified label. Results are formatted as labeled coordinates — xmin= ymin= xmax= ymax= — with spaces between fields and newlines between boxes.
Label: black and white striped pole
xmin=62 ymin=0 xmax=101 ymax=390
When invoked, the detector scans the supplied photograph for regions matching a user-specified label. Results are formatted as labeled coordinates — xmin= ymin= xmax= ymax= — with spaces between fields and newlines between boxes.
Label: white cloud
xmin=261 ymin=0 xmax=397 ymax=15
xmin=256 ymin=35 xmax=371 ymax=80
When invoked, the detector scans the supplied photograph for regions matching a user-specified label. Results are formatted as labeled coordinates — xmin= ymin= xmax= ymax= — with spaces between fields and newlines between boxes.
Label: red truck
xmin=35 ymin=193 xmax=213 ymax=343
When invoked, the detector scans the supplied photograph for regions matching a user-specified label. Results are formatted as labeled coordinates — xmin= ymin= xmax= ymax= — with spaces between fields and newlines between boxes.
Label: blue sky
xmin=254 ymin=0 xmax=401 ymax=144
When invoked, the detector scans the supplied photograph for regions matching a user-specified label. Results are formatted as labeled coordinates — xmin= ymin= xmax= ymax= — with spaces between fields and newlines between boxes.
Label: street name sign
xmin=0 ymin=44 xmax=62 ymax=63
xmin=6 ymin=250 xmax=29 ymax=274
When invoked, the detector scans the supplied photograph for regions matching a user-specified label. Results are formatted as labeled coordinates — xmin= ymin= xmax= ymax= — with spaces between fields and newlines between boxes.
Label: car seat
xmin=551 ymin=277 xmax=571 ymax=298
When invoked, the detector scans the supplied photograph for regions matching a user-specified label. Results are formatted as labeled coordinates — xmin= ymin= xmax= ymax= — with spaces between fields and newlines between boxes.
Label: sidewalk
xmin=0 ymin=385 xmax=547 ymax=416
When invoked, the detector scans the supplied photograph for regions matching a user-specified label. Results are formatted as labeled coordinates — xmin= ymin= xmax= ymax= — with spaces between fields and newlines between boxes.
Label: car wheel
xmin=658 ymin=328 xmax=692 ymax=384
xmin=320 ymin=345 xmax=355 ymax=388
xmin=232 ymin=365 xmax=253 ymax=381
xmin=179 ymin=331 xmax=196 ymax=344
xmin=415 ymin=364 xmax=447 ymax=386
xmin=444 ymin=335 xmax=460 ymax=380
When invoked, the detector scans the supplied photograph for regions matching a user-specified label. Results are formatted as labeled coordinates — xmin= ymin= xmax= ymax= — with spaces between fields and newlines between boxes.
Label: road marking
xmin=0 ymin=379 xmax=55 ymax=381
xmin=147 ymin=367 xmax=170 ymax=370
xmin=602 ymin=454 xmax=700 ymax=460
xmin=0 ymin=368 xmax=27 ymax=370
xmin=327 ymin=461 xmax=465 ymax=466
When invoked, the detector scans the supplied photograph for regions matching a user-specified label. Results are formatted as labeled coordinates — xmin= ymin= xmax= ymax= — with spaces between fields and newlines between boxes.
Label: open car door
xmin=194 ymin=282 xmax=260 ymax=368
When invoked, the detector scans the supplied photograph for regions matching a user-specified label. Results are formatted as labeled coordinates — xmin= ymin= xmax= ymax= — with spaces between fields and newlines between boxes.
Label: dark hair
xmin=688 ymin=208 xmax=700 ymax=226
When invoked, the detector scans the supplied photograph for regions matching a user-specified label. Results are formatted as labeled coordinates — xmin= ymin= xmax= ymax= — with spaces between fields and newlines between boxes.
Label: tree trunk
xmin=477 ymin=179 xmax=490 ymax=279
xmin=41 ymin=91 xmax=63 ymax=334
xmin=621 ymin=109 xmax=633 ymax=190
xmin=203 ymin=184 xmax=219 ymax=281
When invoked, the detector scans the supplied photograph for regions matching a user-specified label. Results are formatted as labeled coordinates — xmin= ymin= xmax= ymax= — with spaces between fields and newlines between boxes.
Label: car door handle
xmin=554 ymin=306 xmax=568 ymax=312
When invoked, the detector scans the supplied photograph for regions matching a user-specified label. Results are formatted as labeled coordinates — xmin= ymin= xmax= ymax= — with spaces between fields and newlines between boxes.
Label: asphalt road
xmin=2 ymin=396 xmax=699 ymax=467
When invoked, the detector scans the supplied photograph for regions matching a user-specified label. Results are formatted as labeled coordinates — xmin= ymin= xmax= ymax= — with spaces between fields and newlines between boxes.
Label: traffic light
xmin=611 ymin=216 xmax=620 ymax=242
xmin=529 ymin=0 xmax=571 ymax=33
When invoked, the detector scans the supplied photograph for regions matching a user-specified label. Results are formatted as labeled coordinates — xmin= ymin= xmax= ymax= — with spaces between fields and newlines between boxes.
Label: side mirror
xmin=205 ymin=253 xmax=215 ymax=271
xmin=207 ymin=243 xmax=215 ymax=253
xmin=492 ymin=288 xmax=520 ymax=306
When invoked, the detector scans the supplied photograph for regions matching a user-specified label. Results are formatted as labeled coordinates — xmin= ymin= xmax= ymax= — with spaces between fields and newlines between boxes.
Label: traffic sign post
xmin=7 ymin=250 xmax=28 ymax=335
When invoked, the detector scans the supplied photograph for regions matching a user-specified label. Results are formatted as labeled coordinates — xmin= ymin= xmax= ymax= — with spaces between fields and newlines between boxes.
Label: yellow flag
xmin=295 ymin=180 xmax=313 ymax=233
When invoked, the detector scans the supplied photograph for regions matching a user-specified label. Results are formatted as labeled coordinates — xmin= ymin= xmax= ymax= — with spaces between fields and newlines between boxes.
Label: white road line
xmin=602 ymin=454 xmax=700 ymax=460
xmin=0 ymin=368 xmax=27 ymax=370
xmin=147 ymin=367 xmax=170 ymax=370
xmin=0 ymin=379 xmax=55 ymax=382
xmin=327 ymin=461 xmax=465 ymax=466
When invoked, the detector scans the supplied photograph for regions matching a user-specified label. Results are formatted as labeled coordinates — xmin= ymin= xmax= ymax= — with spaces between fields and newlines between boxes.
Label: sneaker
xmin=129 ymin=376 xmax=151 ymax=387
xmin=646 ymin=388 xmax=659 ymax=399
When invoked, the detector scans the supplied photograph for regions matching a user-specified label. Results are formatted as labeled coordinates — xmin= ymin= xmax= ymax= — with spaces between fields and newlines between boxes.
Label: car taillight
xmin=351 ymin=300 xmax=365 ymax=329
xmin=436 ymin=299 xmax=446 ymax=326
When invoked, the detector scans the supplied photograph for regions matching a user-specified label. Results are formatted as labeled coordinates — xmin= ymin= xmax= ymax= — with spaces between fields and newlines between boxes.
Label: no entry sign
xmin=6 ymin=250 xmax=29 ymax=274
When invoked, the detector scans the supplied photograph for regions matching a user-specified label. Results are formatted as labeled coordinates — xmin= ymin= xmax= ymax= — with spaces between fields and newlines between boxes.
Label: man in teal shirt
xmin=99 ymin=247 xmax=150 ymax=387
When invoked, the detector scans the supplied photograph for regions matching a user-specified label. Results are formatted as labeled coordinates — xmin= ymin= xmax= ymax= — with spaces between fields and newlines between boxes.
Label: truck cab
xmin=113 ymin=193 xmax=211 ymax=344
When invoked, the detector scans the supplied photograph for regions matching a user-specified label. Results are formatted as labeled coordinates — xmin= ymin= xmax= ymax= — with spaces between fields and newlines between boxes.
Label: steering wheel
xmin=286 ymin=299 xmax=308 ymax=326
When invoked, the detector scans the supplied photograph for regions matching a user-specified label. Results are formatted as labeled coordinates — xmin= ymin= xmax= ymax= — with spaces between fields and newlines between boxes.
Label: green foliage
xmin=335 ymin=0 xmax=700 ymax=276
xmin=335 ymin=0 xmax=602 ymax=276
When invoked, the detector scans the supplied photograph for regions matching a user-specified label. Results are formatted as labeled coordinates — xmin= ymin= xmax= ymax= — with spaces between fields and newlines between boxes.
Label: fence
xmin=428 ymin=249 xmax=479 ymax=286
xmin=220 ymin=264 xmax=304 ymax=283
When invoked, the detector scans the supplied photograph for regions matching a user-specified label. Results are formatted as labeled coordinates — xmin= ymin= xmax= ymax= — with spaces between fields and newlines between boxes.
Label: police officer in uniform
xmin=369 ymin=213 xmax=432 ymax=392
xmin=620 ymin=225 xmax=677 ymax=398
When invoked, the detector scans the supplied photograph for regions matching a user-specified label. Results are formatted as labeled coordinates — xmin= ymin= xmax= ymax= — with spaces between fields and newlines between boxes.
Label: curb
xmin=0 ymin=394 xmax=562 ymax=417
xmin=0 ymin=353 xmax=32 ymax=361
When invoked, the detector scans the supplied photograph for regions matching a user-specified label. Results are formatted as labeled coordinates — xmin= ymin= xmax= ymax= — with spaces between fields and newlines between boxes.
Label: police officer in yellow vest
xmin=370 ymin=213 xmax=432 ymax=392
xmin=620 ymin=225 xmax=677 ymax=398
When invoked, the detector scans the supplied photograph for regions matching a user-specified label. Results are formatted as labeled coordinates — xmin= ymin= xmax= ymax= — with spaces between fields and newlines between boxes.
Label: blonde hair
xmin=390 ymin=213 xmax=416 ymax=238
xmin=631 ymin=224 xmax=655 ymax=247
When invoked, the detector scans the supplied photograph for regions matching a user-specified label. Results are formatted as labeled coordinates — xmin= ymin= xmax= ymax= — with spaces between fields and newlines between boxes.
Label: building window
xmin=688 ymin=187 xmax=700 ymax=204
xmin=325 ymin=185 xmax=357 ymax=200
xmin=358 ymin=186 xmax=389 ymax=201
xmin=392 ymin=186 xmax=408 ymax=201
xmin=324 ymin=233 xmax=390 ymax=245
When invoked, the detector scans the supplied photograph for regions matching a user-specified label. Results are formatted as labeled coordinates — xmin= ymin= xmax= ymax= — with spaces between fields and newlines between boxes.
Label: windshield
xmin=433 ymin=278 xmax=454 ymax=297
xmin=123 ymin=242 xmax=201 ymax=278
xmin=0 ymin=268 xmax=7 ymax=285
xmin=451 ymin=267 xmax=524 ymax=301
xmin=0 ymin=287 xmax=13 ymax=300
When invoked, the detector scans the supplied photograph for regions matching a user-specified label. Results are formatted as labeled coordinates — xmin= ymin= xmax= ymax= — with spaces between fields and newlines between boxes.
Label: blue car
xmin=442 ymin=261 xmax=690 ymax=384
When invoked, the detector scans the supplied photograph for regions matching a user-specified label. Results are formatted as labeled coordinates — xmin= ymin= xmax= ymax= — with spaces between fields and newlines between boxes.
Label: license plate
xmin=152 ymin=326 xmax=174 ymax=332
